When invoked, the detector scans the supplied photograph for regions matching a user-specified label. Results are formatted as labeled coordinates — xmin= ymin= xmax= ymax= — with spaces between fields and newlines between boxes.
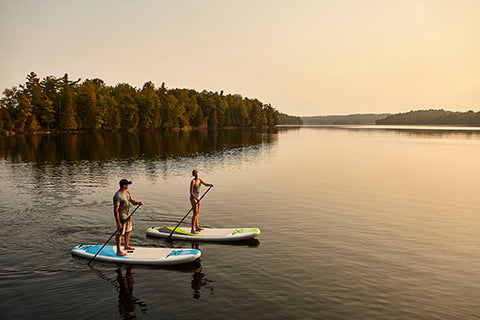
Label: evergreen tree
xmin=77 ymin=81 xmax=102 ymax=130
xmin=112 ymin=83 xmax=139 ymax=130
xmin=59 ymin=74 xmax=78 ymax=130
xmin=1 ymin=72 xmax=284 ymax=133
xmin=23 ymin=72 xmax=55 ymax=129
xmin=138 ymin=81 xmax=161 ymax=129
xmin=102 ymin=93 xmax=120 ymax=130
xmin=17 ymin=93 xmax=33 ymax=131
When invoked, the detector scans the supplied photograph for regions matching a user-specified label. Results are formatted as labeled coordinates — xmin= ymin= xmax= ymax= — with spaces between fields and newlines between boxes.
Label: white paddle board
xmin=71 ymin=245 xmax=201 ymax=265
xmin=146 ymin=226 xmax=261 ymax=241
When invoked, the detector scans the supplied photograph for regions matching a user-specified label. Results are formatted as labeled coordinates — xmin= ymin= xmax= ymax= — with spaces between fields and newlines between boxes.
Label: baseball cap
xmin=119 ymin=179 xmax=132 ymax=187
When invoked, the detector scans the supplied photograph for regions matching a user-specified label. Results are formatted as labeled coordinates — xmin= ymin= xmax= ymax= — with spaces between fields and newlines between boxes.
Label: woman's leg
xmin=196 ymin=201 xmax=203 ymax=231
xmin=190 ymin=198 xmax=199 ymax=233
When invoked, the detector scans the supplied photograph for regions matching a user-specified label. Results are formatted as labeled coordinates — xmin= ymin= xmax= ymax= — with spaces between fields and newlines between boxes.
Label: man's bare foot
xmin=117 ymin=251 xmax=127 ymax=256
xmin=196 ymin=227 xmax=204 ymax=231
xmin=125 ymin=246 xmax=135 ymax=250
xmin=191 ymin=230 xmax=199 ymax=234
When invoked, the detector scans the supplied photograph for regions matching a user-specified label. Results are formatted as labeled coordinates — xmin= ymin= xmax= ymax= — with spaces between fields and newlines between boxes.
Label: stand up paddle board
xmin=146 ymin=226 xmax=261 ymax=241
xmin=71 ymin=245 xmax=201 ymax=265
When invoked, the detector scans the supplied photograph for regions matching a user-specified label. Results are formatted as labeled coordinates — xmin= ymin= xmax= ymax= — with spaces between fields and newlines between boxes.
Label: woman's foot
xmin=125 ymin=246 xmax=135 ymax=250
xmin=191 ymin=230 xmax=199 ymax=234
xmin=117 ymin=251 xmax=127 ymax=256
xmin=196 ymin=227 xmax=204 ymax=231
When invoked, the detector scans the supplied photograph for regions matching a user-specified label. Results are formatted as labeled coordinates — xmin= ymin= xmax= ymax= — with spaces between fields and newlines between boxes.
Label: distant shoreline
xmin=277 ymin=124 xmax=480 ymax=130
xmin=300 ymin=109 xmax=480 ymax=127
xmin=301 ymin=113 xmax=390 ymax=125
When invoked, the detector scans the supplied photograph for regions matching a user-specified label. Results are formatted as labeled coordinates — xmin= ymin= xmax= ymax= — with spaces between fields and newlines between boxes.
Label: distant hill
xmin=278 ymin=113 xmax=303 ymax=125
xmin=302 ymin=113 xmax=390 ymax=125
xmin=376 ymin=109 xmax=480 ymax=126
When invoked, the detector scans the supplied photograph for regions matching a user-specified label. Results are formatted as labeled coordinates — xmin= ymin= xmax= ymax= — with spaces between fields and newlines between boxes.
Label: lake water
xmin=1 ymin=126 xmax=479 ymax=320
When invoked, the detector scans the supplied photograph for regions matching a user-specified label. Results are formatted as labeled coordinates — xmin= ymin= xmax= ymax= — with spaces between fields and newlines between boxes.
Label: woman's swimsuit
xmin=190 ymin=180 xmax=200 ymax=200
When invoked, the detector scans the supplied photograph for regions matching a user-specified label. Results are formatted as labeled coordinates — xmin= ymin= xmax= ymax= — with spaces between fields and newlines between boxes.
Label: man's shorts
xmin=116 ymin=218 xmax=132 ymax=235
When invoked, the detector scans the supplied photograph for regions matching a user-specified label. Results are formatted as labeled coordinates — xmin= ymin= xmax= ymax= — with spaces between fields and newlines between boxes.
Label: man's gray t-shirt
xmin=113 ymin=190 xmax=131 ymax=220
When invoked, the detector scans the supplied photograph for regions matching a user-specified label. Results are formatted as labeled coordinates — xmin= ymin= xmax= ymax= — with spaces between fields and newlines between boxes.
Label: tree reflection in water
xmin=0 ymin=129 xmax=278 ymax=164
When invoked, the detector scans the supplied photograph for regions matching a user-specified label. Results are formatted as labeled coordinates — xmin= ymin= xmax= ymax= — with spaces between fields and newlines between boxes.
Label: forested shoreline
xmin=376 ymin=109 xmax=480 ymax=126
xmin=0 ymin=72 xmax=285 ymax=135
xmin=302 ymin=113 xmax=390 ymax=125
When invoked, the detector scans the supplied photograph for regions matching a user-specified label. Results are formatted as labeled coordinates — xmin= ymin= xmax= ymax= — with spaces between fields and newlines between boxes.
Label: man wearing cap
xmin=113 ymin=179 xmax=143 ymax=256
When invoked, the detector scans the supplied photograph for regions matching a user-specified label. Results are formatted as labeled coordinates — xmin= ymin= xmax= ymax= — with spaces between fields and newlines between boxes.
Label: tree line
xmin=0 ymin=72 xmax=282 ymax=134
xmin=302 ymin=113 xmax=390 ymax=125
xmin=278 ymin=113 xmax=303 ymax=125
xmin=376 ymin=109 xmax=480 ymax=126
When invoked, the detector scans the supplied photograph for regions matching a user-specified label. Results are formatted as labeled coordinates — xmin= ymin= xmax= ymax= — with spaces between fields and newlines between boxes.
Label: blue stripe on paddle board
xmin=83 ymin=245 xmax=126 ymax=258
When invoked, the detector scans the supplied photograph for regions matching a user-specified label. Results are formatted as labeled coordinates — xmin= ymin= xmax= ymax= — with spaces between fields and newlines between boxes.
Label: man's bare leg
xmin=116 ymin=234 xmax=126 ymax=256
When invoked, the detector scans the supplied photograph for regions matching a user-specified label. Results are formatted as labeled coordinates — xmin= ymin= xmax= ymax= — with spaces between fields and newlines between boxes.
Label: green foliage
xmin=1 ymin=72 xmax=281 ymax=134
xmin=112 ymin=83 xmax=139 ymax=130
xmin=376 ymin=109 xmax=480 ymax=126
xmin=138 ymin=81 xmax=162 ymax=129
xmin=278 ymin=113 xmax=303 ymax=125
xmin=303 ymin=114 xmax=390 ymax=125
xmin=59 ymin=75 xmax=78 ymax=130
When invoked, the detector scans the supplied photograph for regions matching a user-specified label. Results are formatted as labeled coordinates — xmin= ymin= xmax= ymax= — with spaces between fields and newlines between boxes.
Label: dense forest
xmin=0 ymin=72 xmax=285 ymax=134
xmin=302 ymin=113 xmax=390 ymax=125
xmin=278 ymin=113 xmax=303 ymax=125
xmin=376 ymin=109 xmax=480 ymax=126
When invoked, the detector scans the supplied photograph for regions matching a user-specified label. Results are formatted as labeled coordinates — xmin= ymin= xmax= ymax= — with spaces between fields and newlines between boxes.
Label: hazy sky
xmin=1 ymin=0 xmax=479 ymax=116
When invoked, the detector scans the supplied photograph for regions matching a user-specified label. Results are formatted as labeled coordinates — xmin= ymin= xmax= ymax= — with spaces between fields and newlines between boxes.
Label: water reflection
xmin=190 ymin=243 xmax=214 ymax=299
xmin=116 ymin=266 xmax=139 ymax=319
xmin=0 ymin=129 xmax=278 ymax=164
xmin=0 ymin=129 xmax=278 ymax=194
xmin=283 ymin=125 xmax=480 ymax=139
xmin=92 ymin=266 xmax=147 ymax=319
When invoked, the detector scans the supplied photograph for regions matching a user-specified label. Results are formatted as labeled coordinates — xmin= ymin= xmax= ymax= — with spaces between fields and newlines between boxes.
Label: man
xmin=113 ymin=179 xmax=143 ymax=256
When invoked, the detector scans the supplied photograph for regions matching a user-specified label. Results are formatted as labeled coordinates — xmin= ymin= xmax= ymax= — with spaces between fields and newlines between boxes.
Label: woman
xmin=190 ymin=170 xmax=213 ymax=234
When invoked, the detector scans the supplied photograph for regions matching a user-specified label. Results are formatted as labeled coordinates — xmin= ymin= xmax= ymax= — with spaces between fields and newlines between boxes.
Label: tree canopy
xmin=376 ymin=109 xmax=480 ymax=126
xmin=0 ymin=72 xmax=281 ymax=134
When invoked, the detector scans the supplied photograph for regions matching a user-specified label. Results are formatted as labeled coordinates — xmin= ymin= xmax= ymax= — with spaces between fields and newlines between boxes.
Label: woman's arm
xmin=200 ymin=179 xmax=214 ymax=187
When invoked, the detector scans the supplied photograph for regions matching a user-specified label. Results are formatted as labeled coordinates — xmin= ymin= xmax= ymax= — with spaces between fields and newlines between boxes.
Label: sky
xmin=1 ymin=0 xmax=479 ymax=116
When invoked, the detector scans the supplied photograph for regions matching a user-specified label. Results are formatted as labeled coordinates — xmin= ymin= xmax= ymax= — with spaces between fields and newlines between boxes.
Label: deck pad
xmin=146 ymin=226 xmax=261 ymax=241
xmin=71 ymin=245 xmax=201 ymax=265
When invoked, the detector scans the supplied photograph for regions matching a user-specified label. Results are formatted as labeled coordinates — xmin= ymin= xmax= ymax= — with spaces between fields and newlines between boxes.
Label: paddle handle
xmin=88 ymin=204 xmax=142 ymax=266
xmin=167 ymin=185 xmax=213 ymax=240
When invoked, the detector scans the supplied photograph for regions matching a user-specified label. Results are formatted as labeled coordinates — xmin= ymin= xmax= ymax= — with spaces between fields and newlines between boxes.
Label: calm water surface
xmin=1 ymin=127 xmax=479 ymax=319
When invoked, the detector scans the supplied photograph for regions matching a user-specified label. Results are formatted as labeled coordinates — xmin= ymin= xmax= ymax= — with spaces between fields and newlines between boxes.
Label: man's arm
xmin=129 ymin=197 xmax=144 ymax=206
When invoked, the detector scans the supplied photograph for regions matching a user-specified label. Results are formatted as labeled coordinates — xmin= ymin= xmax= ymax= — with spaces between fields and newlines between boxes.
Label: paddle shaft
xmin=167 ymin=185 xmax=213 ymax=241
xmin=88 ymin=204 xmax=142 ymax=266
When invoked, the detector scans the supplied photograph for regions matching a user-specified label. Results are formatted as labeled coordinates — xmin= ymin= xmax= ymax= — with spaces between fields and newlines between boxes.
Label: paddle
xmin=88 ymin=204 xmax=142 ymax=266
xmin=166 ymin=185 xmax=213 ymax=242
